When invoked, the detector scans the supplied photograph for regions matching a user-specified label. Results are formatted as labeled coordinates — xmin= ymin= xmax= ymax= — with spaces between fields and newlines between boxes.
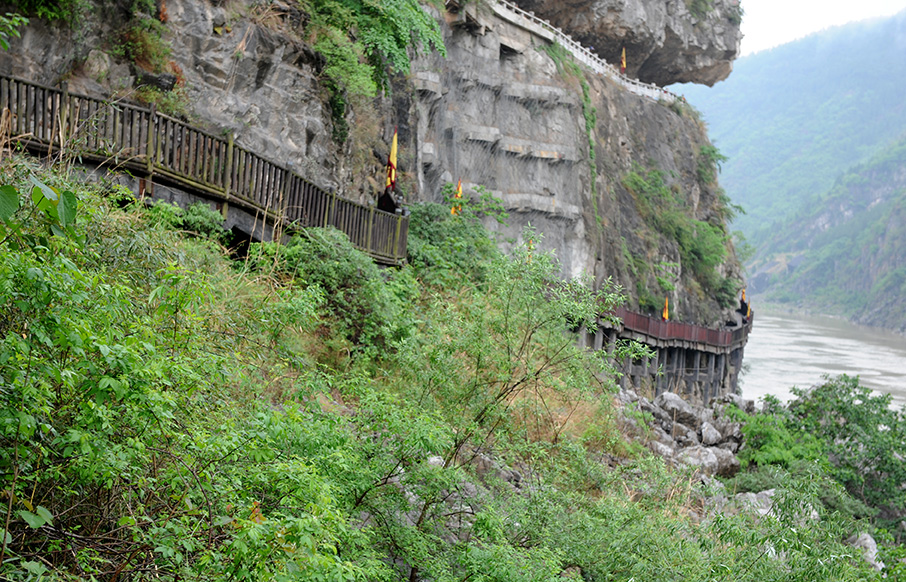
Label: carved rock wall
xmin=409 ymin=3 xmax=741 ymax=323
xmin=1 ymin=0 xmax=742 ymax=323
xmin=507 ymin=0 xmax=742 ymax=86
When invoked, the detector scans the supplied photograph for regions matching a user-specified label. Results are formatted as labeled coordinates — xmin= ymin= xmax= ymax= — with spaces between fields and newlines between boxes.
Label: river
xmin=740 ymin=310 xmax=906 ymax=408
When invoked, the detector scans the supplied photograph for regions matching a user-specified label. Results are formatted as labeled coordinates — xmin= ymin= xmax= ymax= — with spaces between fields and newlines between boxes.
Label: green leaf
xmin=0 ymin=184 xmax=19 ymax=221
xmin=0 ymin=527 xmax=10 ymax=545
xmin=58 ymin=190 xmax=78 ymax=228
xmin=35 ymin=505 xmax=54 ymax=527
xmin=17 ymin=509 xmax=47 ymax=529
xmin=29 ymin=175 xmax=58 ymax=206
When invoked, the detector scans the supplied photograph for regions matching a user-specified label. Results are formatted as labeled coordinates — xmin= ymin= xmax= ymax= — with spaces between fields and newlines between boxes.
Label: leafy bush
xmin=0 ymin=12 xmax=27 ymax=50
xmin=0 ymin=162 xmax=887 ymax=582
xmin=146 ymin=200 xmax=232 ymax=245
xmin=407 ymin=183 xmax=507 ymax=287
xmin=697 ymin=144 xmax=728 ymax=185
xmin=249 ymin=227 xmax=414 ymax=351
xmin=392 ymin=228 xmax=641 ymax=460
xmin=7 ymin=0 xmax=82 ymax=23
xmin=788 ymin=375 xmax=906 ymax=521
xmin=623 ymin=165 xmax=731 ymax=291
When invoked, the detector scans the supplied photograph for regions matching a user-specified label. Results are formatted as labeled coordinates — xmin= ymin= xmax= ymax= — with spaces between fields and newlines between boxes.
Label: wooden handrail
xmin=608 ymin=306 xmax=752 ymax=350
xmin=0 ymin=74 xmax=408 ymax=265
xmin=486 ymin=0 xmax=681 ymax=104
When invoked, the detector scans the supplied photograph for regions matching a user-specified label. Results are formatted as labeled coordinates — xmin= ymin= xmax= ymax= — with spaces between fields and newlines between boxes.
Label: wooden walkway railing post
xmin=60 ymin=81 xmax=69 ymax=150
xmin=366 ymin=201 xmax=375 ymax=256
xmin=145 ymin=103 xmax=156 ymax=177
xmin=392 ymin=208 xmax=403 ymax=259
xmin=223 ymin=132 xmax=234 ymax=199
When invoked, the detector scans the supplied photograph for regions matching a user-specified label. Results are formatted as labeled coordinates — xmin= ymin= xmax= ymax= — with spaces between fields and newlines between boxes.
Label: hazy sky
xmin=740 ymin=0 xmax=906 ymax=54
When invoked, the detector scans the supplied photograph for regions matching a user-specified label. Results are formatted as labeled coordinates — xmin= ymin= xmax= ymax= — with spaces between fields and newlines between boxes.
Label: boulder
xmin=675 ymin=425 xmax=700 ymax=448
xmin=849 ymin=532 xmax=885 ymax=571
xmin=732 ymin=489 xmax=775 ymax=517
xmin=677 ymin=446 xmax=719 ymax=475
xmin=654 ymin=392 xmax=700 ymax=429
xmin=711 ymin=447 xmax=740 ymax=477
xmin=648 ymin=440 xmax=675 ymax=458
xmin=700 ymin=421 xmax=722 ymax=446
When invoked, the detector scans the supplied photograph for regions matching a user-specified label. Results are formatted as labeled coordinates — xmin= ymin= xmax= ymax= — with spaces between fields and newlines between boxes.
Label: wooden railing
xmin=492 ymin=0 xmax=681 ymax=104
xmin=611 ymin=306 xmax=751 ymax=350
xmin=0 ymin=74 xmax=409 ymax=264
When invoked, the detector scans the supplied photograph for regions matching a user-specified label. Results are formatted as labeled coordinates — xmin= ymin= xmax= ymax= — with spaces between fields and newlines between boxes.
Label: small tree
xmin=393 ymin=227 xmax=643 ymax=463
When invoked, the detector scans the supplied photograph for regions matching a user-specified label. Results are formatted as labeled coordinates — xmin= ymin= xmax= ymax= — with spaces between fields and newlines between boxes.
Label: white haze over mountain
xmin=740 ymin=0 xmax=906 ymax=54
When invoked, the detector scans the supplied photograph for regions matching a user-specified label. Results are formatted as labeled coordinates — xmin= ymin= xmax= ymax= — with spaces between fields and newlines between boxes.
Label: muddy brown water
xmin=740 ymin=311 xmax=906 ymax=408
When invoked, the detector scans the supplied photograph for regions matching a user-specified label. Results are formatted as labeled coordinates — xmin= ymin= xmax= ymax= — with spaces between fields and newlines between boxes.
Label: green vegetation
xmin=676 ymin=12 xmax=906 ymax=240
xmin=304 ymin=0 xmax=444 ymax=96
xmin=302 ymin=0 xmax=445 ymax=141
xmin=5 ymin=0 xmax=82 ymax=23
xmin=685 ymin=0 xmax=714 ymax=19
xmin=696 ymin=144 xmax=727 ymax=185
xmin=725 ymin=376 xmax=906 ymax=537
xmin=0 ymin=157 xmax=884 ymax=580
xmin=0 ymin=12 xmax=27 ymax=50
xmin=623 ymin=163 xmax=737 ymax=306
xmin=752 ymin=136 xmax=906 ymax=327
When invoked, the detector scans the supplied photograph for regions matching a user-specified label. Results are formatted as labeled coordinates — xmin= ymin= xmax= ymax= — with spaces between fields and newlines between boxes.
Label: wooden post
xmin=146 ymin=103 xmax=156 ymax=177
xmin=392 ymin=208 xmax=403 ymax=261
xmin=366 ymin=201 xmax=376 ymax=255
xmin=223 ymin=132 xmax=234 ymax=199
xmin=324 ymin=191 xmax=337 ymax=228
xmin=60 ymin=82 xmax=69 ymax=151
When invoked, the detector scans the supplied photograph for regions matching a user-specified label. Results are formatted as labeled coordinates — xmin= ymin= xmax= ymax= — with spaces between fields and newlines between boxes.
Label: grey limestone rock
xmin=507 ymin=0 xmax=742 ymax=86
xmin=732 ymin=489 xmax=775 ymax=517
xmin=648 ymin=440 xmax=675 ymax=459
xmin=849 ymin=532 xmax=885 ymax=571
xmin=700 ymin=421 xmax=722 ymax=446
xmin=677 ymin=445 xmax=719 ymax=475
xmin=654 ymin=392 xmax=700 ymax=429
xmin=711 ymin=446 xmax=739 ymax=477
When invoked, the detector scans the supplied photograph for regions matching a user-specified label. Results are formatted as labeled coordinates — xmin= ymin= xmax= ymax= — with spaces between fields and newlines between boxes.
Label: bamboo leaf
xmin=0 ymin=184 xmax=19 ymax=222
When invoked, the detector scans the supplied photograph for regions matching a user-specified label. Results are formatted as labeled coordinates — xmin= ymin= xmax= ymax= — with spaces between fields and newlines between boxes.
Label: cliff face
xmin=407 ymin=2 xmax=741 ymax=323
xmin=1 ymin=0 xmax=742 ymax=324
xmin=507 ymin=0 xmax=742 ymax=86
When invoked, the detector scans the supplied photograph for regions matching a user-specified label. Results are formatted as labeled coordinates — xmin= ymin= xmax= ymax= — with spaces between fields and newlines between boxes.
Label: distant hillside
xmin=748 ymin=137 xmax=906 ymax=332
xmin=673 ymin=10 xmax=906 ymax=241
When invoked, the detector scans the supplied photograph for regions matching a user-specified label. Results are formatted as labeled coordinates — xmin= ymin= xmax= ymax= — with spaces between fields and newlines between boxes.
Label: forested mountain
xmin=748 ymin=137 xmax=906 ymax=331
xmin=673 ymin=9 xmax=906 ymax=241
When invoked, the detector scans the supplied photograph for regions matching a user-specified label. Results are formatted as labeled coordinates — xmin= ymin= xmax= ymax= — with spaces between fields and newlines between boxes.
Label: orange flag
xmin=385 ymin=128 xmax=398 ymax=191
xmin=620 ymin=47 xmax=626 ymax=74
xmin=741 ymin=289 xmax=747 ymax=302
xmin=451 ymin=179 xmax=462 ymax=215
xmin=662 ymin=296 xmax=669 ymax=321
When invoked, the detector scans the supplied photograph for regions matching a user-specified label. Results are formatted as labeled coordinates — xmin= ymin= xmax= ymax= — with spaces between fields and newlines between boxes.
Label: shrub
xmin=0 ymin=12 xmax=27 ymax=50
xmin=788 ymin=375 xmax=906 ymax=521
xmin=248 ymin=227 xmax=414 ymax=352
xmin=406 ymin=185 xmax=506 ymax=287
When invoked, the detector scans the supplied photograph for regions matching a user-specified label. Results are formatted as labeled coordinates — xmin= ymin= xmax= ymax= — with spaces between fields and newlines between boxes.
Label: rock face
xmin=508 ymin=0 xmax=742 ymax=86
xmin=409 ymin=3 xmax=743 ymax=323
xmin=1 ymin=0 xmax=744 ymax=323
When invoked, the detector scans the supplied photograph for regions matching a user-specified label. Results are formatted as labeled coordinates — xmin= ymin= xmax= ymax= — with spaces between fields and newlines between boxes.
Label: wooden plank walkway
xmin=0 ymin=74 xmax=408 ymax=264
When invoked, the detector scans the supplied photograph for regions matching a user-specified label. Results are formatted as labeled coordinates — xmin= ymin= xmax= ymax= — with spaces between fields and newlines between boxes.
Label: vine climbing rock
xmin=506 ymin=0 xmax=743 ymax=86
